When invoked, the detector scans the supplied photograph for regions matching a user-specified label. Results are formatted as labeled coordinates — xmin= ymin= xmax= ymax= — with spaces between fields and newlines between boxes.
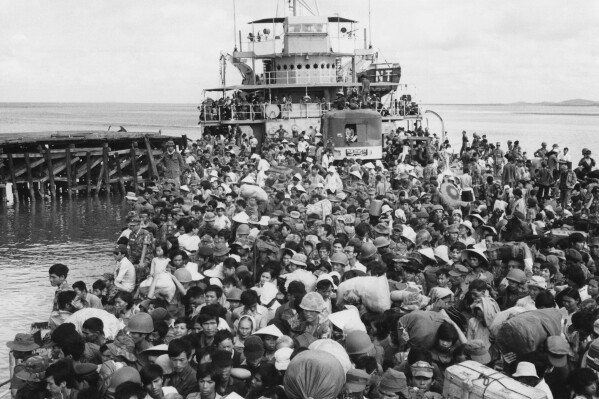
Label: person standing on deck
xmin=502 ymin=155 xmax=517 ymax=188
xmin=159 ymin=140 xmax=187 ymax=189
xmin=492 ymin=142 xmax=505 ymax=177
xmin=360 ymin=74 xmax=370 ymax=105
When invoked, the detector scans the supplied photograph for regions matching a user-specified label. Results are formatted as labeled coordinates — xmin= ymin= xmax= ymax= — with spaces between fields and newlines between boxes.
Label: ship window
xmin=326 ymin=63 xmax=330 ymax=69
xmin=345 ymin=124 xmax=358 ymax=145
xmin=297 ymin=64 xmax=302 ymax=69
xmin=320 ymin=63 xmax=325 ymax=69
xmin=314 ymin=63 xmax=319 ymax=69
xmin=305 ymin=64 xmax=310 ymax=69
xmin=283 ymin=64 xmax=288 ymax=70
xmin=290 ymin=65 xmax=294 ymax=70
xmin=288 ymin=24 xmax=301 ymax=33
xmin=277 ymin=65 xmax=281 ymax=71
xmin=301 ymin=23 xmax=325 ymax=33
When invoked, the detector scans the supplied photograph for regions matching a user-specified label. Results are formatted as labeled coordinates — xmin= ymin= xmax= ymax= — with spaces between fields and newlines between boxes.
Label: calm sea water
xmin=0 ymin=102 xmax=598 ymax=382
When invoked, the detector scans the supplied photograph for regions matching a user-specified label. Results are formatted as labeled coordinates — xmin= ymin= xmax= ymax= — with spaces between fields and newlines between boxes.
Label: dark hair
xmin=114 ymin=291 xmax=135 ymax=310
xmin=140 ymin=364 xmax=164 ymax=385
xmin=214 ymin=330 xmax=234 ymax=346
xmin=49 ymin=263 xmax=69 ymax=278
xmin=82 ymin=317 xmax=104 ymax=335
xmin=540 ymin=262 xmax=557 ymax=277
xmin=572 ymin=310 xmax=595 ymax=334
xmin=568 ymin=267 xmax=586 ymax=288
xmin=72 ymin=281 xmax=87 ymax=292
xmin=354 ymin=356 xmax=378 ymax=374
xmin=199 ymin=304 xmax=222 ymax=323
xmin=568 ymin=367 xmax=598 ymax=395
xmin=187 ymin=286 xmax=205 ymax=299
xmin=223 ymin=257 xmax=239 ymax=270
xmin=170 ymin=249 xmax=189 ymax=262
xmin=255 ymin=363 xmax=282 ymax=389
xmin=57 ymin=291 xmax=77 ymax=311
xmin=174 ymin=317 xmax=192 ymax=329
xmin=92 ymin=279 xmax=106 ymax=292
xmin=369 ymin=261 xmax=387 ymax=277
xmin=168 ymin=338 xmax=192 ymax=359
xmin=436 ymin=268 xmax=450 ymax=278
xmin=407 ymin=347 xmax=433 ymax=366
xmin=114 ymin=381 xmax=145 ymax=399
xmin=555 ymin=287 xmax=581 ymax=307
xmin=153 ymin=320 xmax=169 ymax=340
xmin=241 ymin=289 xmax=259 ymax=307
xmin=196 ymin=364 xmax=221 ymax=385
xmin=469 ymin=279 xmax=488 ymax=292
xmin=61 ymin=335 xmax=85 ymax=361
xmin=535 ymin=291 xmax=556 ymax=309
xmin=206 ymin=285 xmax=223 ymax=299
xmin=437 ymin=321 xmax=458 ymax=343
xmin=45 ymin=359 xmax=75 ymax=388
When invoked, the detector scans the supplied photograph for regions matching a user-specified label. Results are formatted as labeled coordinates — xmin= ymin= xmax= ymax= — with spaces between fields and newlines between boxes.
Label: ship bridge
xmin=233 ymin=14 xmax=376 ymax=87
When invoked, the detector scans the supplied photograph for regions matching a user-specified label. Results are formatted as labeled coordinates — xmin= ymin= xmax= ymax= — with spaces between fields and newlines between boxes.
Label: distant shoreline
xmin=427 ymin=100 xmax=599 ymax=107
xmin=1 ymin=100 xmax=597 ymax=107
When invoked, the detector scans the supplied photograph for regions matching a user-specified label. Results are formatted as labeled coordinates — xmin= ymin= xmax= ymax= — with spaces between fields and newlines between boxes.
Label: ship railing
xmin=199 ymin=102 xmax=332 ymax=122
xmin=198 ymin=101 xmax=419 ymax=123
xmin=262 ymin=69 xmax=337 ymax=85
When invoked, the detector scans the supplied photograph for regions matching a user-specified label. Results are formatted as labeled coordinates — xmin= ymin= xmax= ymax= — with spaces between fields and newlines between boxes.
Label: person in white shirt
xmin=113 ymin=244 xmax=136 ymax=293
xmin=324 ymin=166 xmax=343 ymax=194
xmin=322 ymin=149 xmax=334 ymax=169
xmin=344 ymin=240 xmax=367 ymax=273
xmin=297 ymin=136 xmax=309 ymax=161
xmin=213 ymin=204 xmax=231 ymax=231
xmin=178 ymin=221 xmax=200 ymax=255
xmin=256 ymin=168 xmax=269 ymax=188
xmin=558 ymin=147 xmax=572 ymax=164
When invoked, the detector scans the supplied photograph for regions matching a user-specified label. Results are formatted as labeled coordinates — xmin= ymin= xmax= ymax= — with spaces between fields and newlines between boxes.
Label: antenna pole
xmin=293 ymin=0 xmax=297 ymax=16
xmin=233 ymin=0 xmax=238 ymax=51
xmin=368 ymin=0 xmax=372 ymax=47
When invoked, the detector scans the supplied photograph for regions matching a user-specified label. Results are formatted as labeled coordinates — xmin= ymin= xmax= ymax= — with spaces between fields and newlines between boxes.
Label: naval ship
xmin=197 ymin=0 xmax=424 ymax=160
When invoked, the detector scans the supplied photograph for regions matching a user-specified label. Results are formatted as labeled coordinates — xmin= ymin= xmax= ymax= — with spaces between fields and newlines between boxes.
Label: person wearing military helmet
xmin=497 ymin=267 xmax=528 ymax=310
xmin=291 ymin=292 xmax=331 ymax=341
xmin=127 ymin=312 xmax=155 ymax=368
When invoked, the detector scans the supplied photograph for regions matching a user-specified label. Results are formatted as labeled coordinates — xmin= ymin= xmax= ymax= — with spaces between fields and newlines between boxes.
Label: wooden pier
xmin=0 ymin=131 xmax=185 ymax=203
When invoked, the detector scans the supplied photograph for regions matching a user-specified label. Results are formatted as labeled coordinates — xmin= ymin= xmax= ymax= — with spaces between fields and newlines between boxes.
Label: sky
xmin=1 ymin=0 xmax=598 ymax=104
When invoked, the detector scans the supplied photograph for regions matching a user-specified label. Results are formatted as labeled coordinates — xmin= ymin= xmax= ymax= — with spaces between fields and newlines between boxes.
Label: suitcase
xmin=443 ymin=361 xmax=547 ymax=399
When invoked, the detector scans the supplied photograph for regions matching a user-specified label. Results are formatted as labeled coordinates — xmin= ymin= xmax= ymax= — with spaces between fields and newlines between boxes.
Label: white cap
xmin=512 ymin=362 xmax=538 ymax=378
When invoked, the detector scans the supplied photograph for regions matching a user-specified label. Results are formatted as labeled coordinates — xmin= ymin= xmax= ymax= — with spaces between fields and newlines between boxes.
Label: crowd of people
xmin=197 ymin=86 xmax=416 ymax=123
xmin=7 ymin=128 xmax=599 ymax=399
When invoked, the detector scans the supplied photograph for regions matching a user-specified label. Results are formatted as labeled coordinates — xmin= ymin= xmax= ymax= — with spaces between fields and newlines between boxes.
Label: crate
xmin=443 ymin=361 xmax=547 ymax=399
